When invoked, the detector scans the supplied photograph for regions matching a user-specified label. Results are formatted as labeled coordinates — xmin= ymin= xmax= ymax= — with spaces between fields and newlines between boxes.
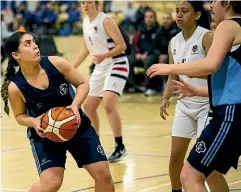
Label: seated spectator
xmin=119 ymin=1 xmax=137 ymax=36
xmin=41 ymin=2 xmax=57 ymax=34
xmin=134 ymin=2 xmax=151 ymax=30
xmin=67 ymin=1 xmax=81 ymax=34
xmin=155 ymin=13 xmax=180 ymax=64
xmin=127 ymin=9 xmax=161 ymax=96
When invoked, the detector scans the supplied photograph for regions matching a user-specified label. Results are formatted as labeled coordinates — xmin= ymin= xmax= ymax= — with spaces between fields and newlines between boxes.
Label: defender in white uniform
xmin=154 ymin=1 xmax=226 ymax=192
xmin=74 ymin=1 xmax=128 ymax=162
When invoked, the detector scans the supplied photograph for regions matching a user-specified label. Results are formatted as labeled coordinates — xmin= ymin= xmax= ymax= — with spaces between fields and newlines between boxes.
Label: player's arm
xmin=74 ymin=39 xmax=89 ymax=68
xmin=168 ymin=20 xmax=238 ymax=76
xmin=172 ymin=80 xmax=209 ymax=98
xmin=8 ymin=82 xmax=45 ymax=137
xmin=50 ymin=56 xmax=89 ymax=108
xmin=8 ymin=82 xmax=34 ymax=126
xmin=162 ymin=42 xmax=179 ymax=100
xmin=103 ymin=17 xmax=126 ymax=58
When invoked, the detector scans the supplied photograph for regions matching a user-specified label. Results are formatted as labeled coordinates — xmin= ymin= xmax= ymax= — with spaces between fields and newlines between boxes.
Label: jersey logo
xmin=97 ymin=145 xmax=105 ymax=155
xmin=173 ymin=49 xmax=176 ymax=55
xmin=191 ymin=45 xmax=198 ymax=55
xmin=196 ymin=141 xmax=206 ymax=153
xmin=94 ymin=26 xmax=98 ymax=32
xmin=60 ymin=83 xmax=68 ymax=96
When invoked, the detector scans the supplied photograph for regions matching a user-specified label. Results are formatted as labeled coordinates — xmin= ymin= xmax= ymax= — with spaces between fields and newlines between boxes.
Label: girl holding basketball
xmin=74 ymin=1 xmax=128 ymax=162
xmin=1 ymin=31 xmax=114 ymax=192
xmin=150 ymin=1 xmax=227 ymax=192
xmin=147 ymin=0 xmax=241 ymax=191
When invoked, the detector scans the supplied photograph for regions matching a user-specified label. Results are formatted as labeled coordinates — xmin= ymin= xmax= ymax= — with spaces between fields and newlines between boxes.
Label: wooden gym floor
xmin=1 ymin=36 xmax=240 ymax=192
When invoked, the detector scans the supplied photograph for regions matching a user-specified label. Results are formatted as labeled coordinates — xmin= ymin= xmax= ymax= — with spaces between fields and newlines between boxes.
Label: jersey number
xmin=89 ymin=37 xmax=93 ymax=45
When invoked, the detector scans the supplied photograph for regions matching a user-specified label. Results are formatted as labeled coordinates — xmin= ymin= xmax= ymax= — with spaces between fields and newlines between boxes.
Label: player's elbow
xmin=120 ymin=42 xmax=127 ymax=52
xmin=205 ymin=58 xmax=221 ymax=74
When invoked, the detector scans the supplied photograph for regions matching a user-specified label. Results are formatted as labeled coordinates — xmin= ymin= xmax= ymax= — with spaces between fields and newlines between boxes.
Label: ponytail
xmin=1 ymin=31 xmax=27 ymax=115
xmin=1 ymin=58 xmax=17 ymax=115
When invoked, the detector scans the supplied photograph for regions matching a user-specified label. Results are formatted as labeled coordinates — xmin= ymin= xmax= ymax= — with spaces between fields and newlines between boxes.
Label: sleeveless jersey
xmin=171 ymin=26 xmax=210 ymax=103
xmin=208 ymin=18 xmax=241 ymax=108
xmin=83 ymin=12 xmax=126 ymax=71
xmin=11 ymin=56 xmax=90 ymax=125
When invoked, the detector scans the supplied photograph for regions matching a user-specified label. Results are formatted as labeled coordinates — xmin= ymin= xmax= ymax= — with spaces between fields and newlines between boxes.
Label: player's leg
xmin=83 ymin=70 xmax=104 ymax=134
xmin=29 ymin=168 xmax=65 ymax=192
xmin=27 ymin=128 xmax=66 ymax=192
xmin=181 ymin=105 xmax=240 ymax=191
xmin=181 ymin=161 xmax=207 ymax=192
xmin=84 ymin=162 xmax=114 ymax=192
xmin=68 ymin=125 xmax=114 ymax=191
xmin=103 ymin=61 xmax=129 ymax=162
xmin=83 ymin=96 xmax=102 ymax=134
xmin=170 ymin=105 xmax=194 ymax=191
xmin=206 ymin=171 xmax=228 ymax=192
xmin=197 ymin=114 xmax=229 ymax=192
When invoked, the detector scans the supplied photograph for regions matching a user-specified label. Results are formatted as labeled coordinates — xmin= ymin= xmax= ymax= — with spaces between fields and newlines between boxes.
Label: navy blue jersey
xmin=11 ymin=56 xmax=90 ymax=125
xmin=208 ymin=18 xmax=241 ymax=109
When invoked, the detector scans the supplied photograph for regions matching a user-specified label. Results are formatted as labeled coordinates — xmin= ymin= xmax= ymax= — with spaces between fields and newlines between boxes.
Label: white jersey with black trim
xmin=170 ymin=26 xmax=210 ymax=103
xmin=83 ymin=12 xmax=126 ymax=71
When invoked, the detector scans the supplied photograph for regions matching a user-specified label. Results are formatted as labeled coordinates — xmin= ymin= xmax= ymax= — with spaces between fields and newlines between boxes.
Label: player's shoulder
xmin=48 ymin=56 xmax=70 ymax=72
xmin=8 ymin=81 xmax=21 ymax=95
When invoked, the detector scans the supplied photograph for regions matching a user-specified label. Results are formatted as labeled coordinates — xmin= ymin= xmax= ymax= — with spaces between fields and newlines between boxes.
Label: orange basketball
xmin=41 ymin=107 xmax=79 ymax=142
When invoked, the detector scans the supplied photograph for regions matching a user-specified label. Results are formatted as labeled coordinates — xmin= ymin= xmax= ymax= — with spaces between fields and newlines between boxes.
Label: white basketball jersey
xmin=171 ymin=26 xmax=210 ymax=103
xmin=83 ymin=12 xmax=126 ymax=71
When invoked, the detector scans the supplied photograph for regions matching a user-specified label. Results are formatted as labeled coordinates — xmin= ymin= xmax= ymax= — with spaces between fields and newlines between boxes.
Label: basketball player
xmin=1 ymin=32 xmax=114 ymax=192
xmin=74 ymin=1 xmax=128 ymax=162
xmin=151 ymin=1 xmax=227 ymax=192
xmin=147 ymin=1 xmax=241 ymax=191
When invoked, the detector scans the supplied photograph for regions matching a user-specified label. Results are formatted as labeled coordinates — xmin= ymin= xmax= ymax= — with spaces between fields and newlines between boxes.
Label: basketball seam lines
xmin=42 ymin=120 xmax=77 ymax=131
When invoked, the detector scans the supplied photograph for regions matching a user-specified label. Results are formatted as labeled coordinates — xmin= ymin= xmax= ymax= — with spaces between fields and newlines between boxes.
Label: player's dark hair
xmin=1 ymin=31 xmax=28 ymax=115
xmin=95 ymin=1 xmax=99 ymax=10
xmin=221 ymin=1 xmax=241 ymax=14
xmin=188 ymin=1 xmax=211 ymax=29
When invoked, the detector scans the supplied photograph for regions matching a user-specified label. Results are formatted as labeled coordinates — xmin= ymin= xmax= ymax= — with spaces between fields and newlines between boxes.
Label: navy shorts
xmin=27 ymin=124 xmax=107 ymax=175
xmin=187 ymin=104 xmax=241 ymax=177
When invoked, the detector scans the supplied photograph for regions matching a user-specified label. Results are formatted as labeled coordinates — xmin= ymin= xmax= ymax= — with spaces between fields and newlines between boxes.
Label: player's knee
xmin=103 ymin=103 xmax=115 ymax=114
xmin=170 ymin=152 xmax=184 ymax=165
xmin=94 ymin=167 xmax=114 ymax=186
xmin=180 ymin=163 xmax=192 ymax=186
xmin=41 ymin=176 xmax=63 ymax=192
xmin=84 ymin=102 xmax=96 ymax=114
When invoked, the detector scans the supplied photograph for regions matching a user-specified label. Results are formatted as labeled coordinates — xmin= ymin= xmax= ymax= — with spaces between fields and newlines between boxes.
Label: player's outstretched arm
xmin=74 ymin=39 xmax=89 ymax=68
xmin=172 ymin=80 xmax=209 ymax=98
xmin=147 ymin=20 xmax=238 ymax=77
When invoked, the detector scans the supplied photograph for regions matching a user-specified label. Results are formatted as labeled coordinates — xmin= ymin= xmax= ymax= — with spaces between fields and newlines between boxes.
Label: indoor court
xmin=1 ymin=36 xmax=241 ymax=192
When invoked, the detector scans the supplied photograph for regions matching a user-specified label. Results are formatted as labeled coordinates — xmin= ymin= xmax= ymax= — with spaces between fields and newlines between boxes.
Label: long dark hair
xmin=1 ymin=31 xmax=27 ymax=115
xmin=188 ymin=1 xmax=211 ymax=29
xmin=221 ymin=1 xmax=241 ymax=14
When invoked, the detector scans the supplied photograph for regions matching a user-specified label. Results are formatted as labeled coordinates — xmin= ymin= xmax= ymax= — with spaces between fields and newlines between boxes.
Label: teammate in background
xmin=74 ymin=1 xmax=129 ymax=162
xmin=153 ymin=1 xmax=227 ymax=192
xmin=147 ymin=1 xmax=241 ymax=191
xmin=1 ymin=31 xmax=114 ymax=192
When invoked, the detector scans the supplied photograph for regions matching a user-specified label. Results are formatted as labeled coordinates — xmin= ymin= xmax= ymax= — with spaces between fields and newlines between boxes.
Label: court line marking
xmin=137 ymin=182 xmax=171 ymax=192
xmin=72 ymin=173 xmax=169 ymax=192
xmin=0 ymin=188 xmax=28 ymax=192
xmin=136 ymin=179 xmax=241 ymax=192
xmin=229 ymin=180 xmax=241 ymax=186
